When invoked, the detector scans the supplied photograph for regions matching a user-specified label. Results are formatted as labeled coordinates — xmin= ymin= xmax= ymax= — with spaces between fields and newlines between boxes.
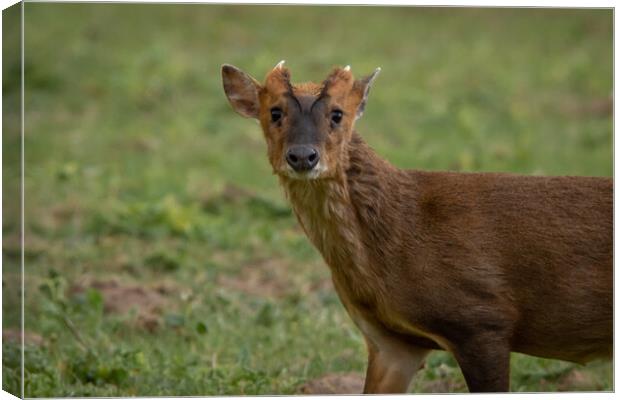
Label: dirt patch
xmin=419 ymin=378 xmax=467 ymax=393
xmin=557 ymin=369 xmax=602 ymax=391
xmin=70 ymin=278 xmax=177 ymax=332
xmin=51 ymin=200 xmax=81 ymax=223
xmin=130 ymin=136 xmax=160 ymax=152
xmin=558 ymin=95 xmax=613 ymax=118
xmin=3 ymin=234 xmax=48 ymax=259
xmin=298 ymin=372 xmax=365 ymax=394
xmin=217 ymin=256 xmax=336 ymax=301
xmin=298 ymin=367 xmax=467 ymax=394
xmin=300 ymin=276 xmax=334 ymax=296
xmin=217 ymin=259 xmax=294 ymax=298
xmin=3 ymin=328 xmax=45 ymax=347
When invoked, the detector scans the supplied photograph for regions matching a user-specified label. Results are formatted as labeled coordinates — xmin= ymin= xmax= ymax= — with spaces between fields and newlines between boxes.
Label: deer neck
xmin=279 ymin=133 xmax=396 ymax=301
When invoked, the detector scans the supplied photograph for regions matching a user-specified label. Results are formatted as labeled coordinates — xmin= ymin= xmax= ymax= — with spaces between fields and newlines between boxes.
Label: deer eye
xmin=330 ymin=109 xmax=343 ymax=125
xmin=270 ymin=107 xmax=283 ymax=122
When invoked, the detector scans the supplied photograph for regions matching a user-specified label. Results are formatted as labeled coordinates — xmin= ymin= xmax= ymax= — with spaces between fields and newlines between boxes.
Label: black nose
xmin=286 ymin=145 xmax=320 ymax=172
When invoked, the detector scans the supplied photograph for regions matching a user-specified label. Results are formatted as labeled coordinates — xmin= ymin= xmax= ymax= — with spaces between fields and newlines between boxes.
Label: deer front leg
xmin=451 ymin=334 xmax=511 ymax=392
xmin=361 ymin=329 xmax=430 ymax=393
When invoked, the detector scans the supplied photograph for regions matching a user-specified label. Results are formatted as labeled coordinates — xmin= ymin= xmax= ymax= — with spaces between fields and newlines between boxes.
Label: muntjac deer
xmin=221 ymin=62 xmax=612 ymax=393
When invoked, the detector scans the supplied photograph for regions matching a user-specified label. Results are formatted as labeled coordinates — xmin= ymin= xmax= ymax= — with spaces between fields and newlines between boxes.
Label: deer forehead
xmin=261 ymin=81 xmax=348 ymax=101
xmin=293 ymin=82 xmax=323 ymax=97
xmin=259 ymin=83 xmax=358 ymax=118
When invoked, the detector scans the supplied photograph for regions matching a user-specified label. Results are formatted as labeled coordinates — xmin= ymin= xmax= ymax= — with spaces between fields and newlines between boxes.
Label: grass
xmin=2 ymin=4 xmax=613 ymax=396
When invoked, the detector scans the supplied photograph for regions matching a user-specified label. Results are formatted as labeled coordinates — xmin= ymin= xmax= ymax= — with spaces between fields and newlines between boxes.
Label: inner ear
xmin=222 ymin=64 xmax=261 ymax=119
xmin=352 ymin=67 xmax=381 ymax=119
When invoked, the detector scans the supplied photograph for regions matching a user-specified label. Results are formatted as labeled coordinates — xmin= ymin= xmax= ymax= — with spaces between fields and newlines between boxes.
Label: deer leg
xmin=362 ymin=332 xmax=430 ymax=393
xmin=451 ymin=335 xmax=511 ymax=393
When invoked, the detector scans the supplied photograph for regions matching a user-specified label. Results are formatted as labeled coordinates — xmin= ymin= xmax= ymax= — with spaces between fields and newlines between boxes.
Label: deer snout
xmin=286 ymin=145 xmax=320 ymax=172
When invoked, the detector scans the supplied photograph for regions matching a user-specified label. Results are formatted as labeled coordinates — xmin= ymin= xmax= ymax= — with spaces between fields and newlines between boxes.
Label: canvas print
xmin=2 ymin=3 xmax=613 ymax=396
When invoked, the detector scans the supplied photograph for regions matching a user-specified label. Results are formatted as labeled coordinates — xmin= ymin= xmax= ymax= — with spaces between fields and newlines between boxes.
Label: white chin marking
xmin=284 ymin=163 xmax=327 ymax=180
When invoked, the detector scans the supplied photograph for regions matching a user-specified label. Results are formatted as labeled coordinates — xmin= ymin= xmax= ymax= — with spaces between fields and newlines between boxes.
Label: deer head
xmin=222 ymin=61 xmax=380 ymax=180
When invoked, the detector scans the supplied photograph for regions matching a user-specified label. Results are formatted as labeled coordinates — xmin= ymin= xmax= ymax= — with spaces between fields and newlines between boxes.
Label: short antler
xmin=264 ymin=60 xmax=293 ymax=95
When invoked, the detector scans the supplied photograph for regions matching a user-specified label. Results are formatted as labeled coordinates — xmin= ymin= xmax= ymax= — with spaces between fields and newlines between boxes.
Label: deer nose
xmin=286 ymin=145 xmax=320 ymax=172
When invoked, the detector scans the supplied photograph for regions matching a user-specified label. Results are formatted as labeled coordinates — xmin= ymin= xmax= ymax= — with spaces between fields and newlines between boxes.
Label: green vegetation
xmin=3 ymin=4 xmax=612 ymax=396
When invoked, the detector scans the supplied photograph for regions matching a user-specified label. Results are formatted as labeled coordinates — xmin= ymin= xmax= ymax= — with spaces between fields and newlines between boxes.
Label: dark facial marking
xmin=285 ymin=92 xmax=302 ymax=112
xmin=285 ymin=94 xmax=329 ymax=147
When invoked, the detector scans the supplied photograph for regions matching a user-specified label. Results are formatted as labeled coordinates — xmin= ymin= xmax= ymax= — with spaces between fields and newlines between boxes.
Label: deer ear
xmin=222 ymin=64 xmax=261 ymax=119
xmin=354 ymin=67 xmax=381 ymax=120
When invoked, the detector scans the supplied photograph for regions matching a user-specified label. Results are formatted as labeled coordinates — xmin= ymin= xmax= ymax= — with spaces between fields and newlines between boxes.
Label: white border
xmin=0 ymin=2 xmax=615 ymax=400
xmin=0 ymin=0 xmax=616 ymax=7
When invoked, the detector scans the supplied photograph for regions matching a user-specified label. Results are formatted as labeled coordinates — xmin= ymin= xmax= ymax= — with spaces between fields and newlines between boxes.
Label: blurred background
xmin=2 ymin=4 xmax=612 ymax=396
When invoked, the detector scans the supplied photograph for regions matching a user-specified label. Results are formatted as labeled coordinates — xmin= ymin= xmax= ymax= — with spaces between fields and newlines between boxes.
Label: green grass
xmin=2 ymin=4 xmax=613 ymax=396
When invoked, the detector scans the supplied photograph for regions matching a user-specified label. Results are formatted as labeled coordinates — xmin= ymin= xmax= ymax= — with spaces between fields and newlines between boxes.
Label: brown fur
xmin=221 ymin=63 xmax=613 ymax=393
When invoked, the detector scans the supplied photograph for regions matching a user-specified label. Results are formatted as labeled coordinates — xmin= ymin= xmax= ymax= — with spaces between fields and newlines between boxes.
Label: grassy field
xmin=2 ymin=4 xmax=613 ymax=396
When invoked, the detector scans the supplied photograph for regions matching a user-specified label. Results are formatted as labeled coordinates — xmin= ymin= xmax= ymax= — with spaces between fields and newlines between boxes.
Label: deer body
xmin=222 ymin=62 xmax=612 ymax=393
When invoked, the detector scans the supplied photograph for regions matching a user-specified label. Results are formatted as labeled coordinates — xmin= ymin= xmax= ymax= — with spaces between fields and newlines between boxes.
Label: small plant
xmin=36 ymin=270 xmax=144 ymax=392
